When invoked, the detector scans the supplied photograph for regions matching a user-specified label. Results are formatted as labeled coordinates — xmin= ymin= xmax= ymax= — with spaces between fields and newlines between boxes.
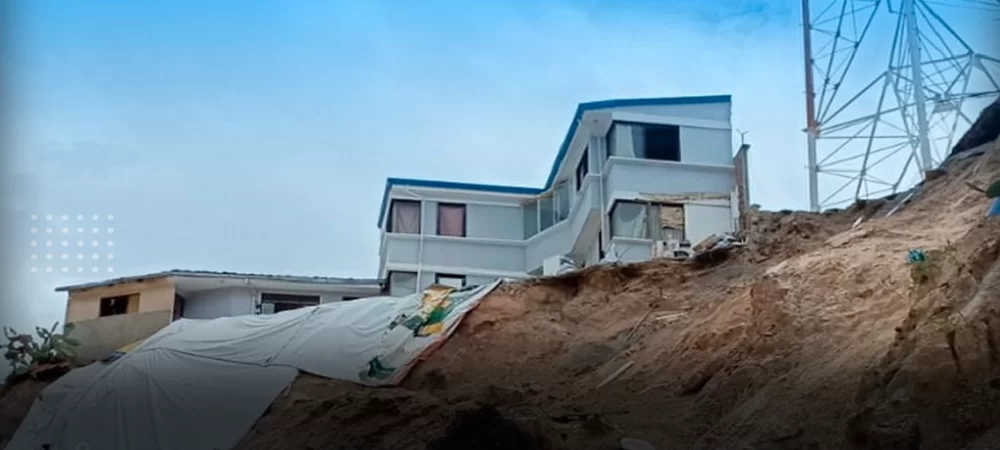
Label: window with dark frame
xmin=260 ymin=292 xmax=320 ymax=313
xmin=172 ymin=294 xmax=187 ymax=321
xmin=388 ymin=199 xmax=421 ymax=234
xmin=608 ymin=200 xmax=686 ymax=242
xmin=576 ymin=148 xmax=589 ymax=191
xmin=435 ymin=274 xmax=466 ymax=289
xmin=605 ymin=121 xmax=681 ymax=162
xmin=99 ymin=294 xmax=134 ymax=317
xmin=642 ymin=123 xmax=681 ymax=161
xmin=609 ymin=200 xmax=650 ymax=239
xmin=437 ymin=203 xmax=467 ymax=237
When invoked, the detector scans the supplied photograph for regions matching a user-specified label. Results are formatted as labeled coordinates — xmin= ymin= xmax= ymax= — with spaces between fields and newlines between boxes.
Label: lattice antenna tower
xmin=801 ymin=0 xmax=1000 ymax=211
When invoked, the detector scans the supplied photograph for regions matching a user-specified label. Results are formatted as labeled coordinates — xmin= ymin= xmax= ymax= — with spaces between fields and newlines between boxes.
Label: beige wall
xmin=65 ymin=277 xmax=176 ymax=323
xmin=69 ymin=310 xmax=173 ymax=364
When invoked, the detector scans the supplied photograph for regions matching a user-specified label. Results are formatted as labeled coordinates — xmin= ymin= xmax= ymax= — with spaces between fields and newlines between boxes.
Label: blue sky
xmin=1 ymin=0 xmax=995 ymax=341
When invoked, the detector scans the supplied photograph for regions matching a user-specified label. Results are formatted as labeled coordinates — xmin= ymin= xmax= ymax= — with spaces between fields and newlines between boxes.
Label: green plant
xmin=907 ymin=244 xmax=962 ymax=285
xmin=3 ymin=322 xmax=81 ymax=383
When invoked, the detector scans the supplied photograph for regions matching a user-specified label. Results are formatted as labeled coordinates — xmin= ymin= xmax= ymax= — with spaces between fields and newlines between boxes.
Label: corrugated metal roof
xmin=54 ymin=269 xmax=384 ymax=292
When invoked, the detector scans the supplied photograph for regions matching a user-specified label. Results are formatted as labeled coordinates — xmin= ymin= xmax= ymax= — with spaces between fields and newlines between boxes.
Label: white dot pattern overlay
xmin=30 ymin=214 xmax=115 ymax=273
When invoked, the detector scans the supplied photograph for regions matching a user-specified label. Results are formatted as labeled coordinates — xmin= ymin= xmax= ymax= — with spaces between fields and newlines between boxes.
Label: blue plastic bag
xmin=987 ymin=198 xmax=1000 ymax=217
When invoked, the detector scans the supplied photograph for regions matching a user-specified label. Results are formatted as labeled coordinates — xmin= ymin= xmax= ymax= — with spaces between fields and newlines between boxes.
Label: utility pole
xmin=902 ymin=0 xmax=934 ymax=171
xmin=799 ymin=0 xmax=998 ymax=210
xmin=801 ymin=0 xmax=820 ymax=212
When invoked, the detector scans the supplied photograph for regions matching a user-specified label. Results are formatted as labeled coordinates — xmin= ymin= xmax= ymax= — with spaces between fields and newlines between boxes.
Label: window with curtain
xmin=630 ymin=124 xmax=646 ymax=158
xmin=389 ymin=199 xmax=421 ymax=234
xmin=437 ymin=203 xmax=466 ymax=237
xmin=523 ymin=200 xmax=538 ymax=239
xmin=608 ymin=123 xmax=635 ymax=158
xmin=555 ymin=182 xmax=570 ymax=221
xmin=610 ymin=201 xmax=649 ymax=239
xmin=539 ymin=195 xmax=554 ymax=231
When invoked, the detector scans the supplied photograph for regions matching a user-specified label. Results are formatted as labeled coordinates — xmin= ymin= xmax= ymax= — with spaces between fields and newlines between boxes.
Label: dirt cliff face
xmin=235 ymin=139 xmax=1000 ymax=450
xmin=5 ymin=136 xmax=1000 ymax=450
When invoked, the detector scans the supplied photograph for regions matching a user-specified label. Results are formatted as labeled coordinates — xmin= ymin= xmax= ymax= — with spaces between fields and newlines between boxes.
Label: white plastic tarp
xmin=7 ymin=281 xmax=501 ymax=450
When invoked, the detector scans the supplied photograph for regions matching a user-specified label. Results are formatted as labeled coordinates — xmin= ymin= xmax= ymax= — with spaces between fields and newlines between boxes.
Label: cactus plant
xmin=3 ymin=321 xmax=80 ymax=384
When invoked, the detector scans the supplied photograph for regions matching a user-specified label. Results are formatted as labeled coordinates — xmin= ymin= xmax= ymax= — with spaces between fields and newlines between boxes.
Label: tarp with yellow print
xmin=102 ymin=339 xmax=145 ymax=362
xmin=8 ymin=280 xmax=502 ymax=450
xmin=360 ymin=282 xmax=499 ymax=385
xmin=94 ymin=280 xmax=502 ymax=387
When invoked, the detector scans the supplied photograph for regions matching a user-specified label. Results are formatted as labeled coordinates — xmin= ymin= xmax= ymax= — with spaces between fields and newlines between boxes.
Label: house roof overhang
xmin=55 ymin=269 xmax=385 ymax=293
xmin=376 ymin=94 xmax=732 ymax=228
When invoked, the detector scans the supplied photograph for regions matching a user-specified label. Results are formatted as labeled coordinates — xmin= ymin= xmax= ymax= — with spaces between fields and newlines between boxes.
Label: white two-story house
xmin=377 ymin=95 xmax=748 ymax=296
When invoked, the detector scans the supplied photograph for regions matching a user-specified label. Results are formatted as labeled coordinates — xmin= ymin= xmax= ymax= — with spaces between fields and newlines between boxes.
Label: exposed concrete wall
xmin=733 ymin=144 xmax=751 ymax=231
xmin=69 ymin=310 xmax=172 ymax=364
xmin=65 ymin=278 xmax=176 ymax=323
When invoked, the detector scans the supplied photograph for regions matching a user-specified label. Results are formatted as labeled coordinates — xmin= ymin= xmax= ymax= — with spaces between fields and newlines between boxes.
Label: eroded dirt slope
xmin=234 ymin=141 xmax=1000 ymax=449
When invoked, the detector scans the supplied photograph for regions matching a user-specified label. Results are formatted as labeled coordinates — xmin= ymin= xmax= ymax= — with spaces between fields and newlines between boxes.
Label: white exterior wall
xmin=181 ymin=284 xmax=380 ymax=320
xmin=679 ymin=127 xmax=733 ymax=166
xmin=183 ymin=287 xmax=253 ymax=319
xmin=378 ymin=97 xmax=740 ymax=281
xmin=609 ymin=102 xmax=731 ymax=122
xmin=608 ymin=238 xmax=653 ymax=263
xmin=684 ymin=203 xmax=736 ymax=245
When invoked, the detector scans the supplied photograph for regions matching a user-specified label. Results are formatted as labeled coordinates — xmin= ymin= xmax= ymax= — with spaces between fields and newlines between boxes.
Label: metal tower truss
xmin=803 ymin=0 xmax=1000 ymax=211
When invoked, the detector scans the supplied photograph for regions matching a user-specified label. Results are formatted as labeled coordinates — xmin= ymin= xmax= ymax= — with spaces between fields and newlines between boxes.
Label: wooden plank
xmin=596 ymin=361 xmax=635 ymax=389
